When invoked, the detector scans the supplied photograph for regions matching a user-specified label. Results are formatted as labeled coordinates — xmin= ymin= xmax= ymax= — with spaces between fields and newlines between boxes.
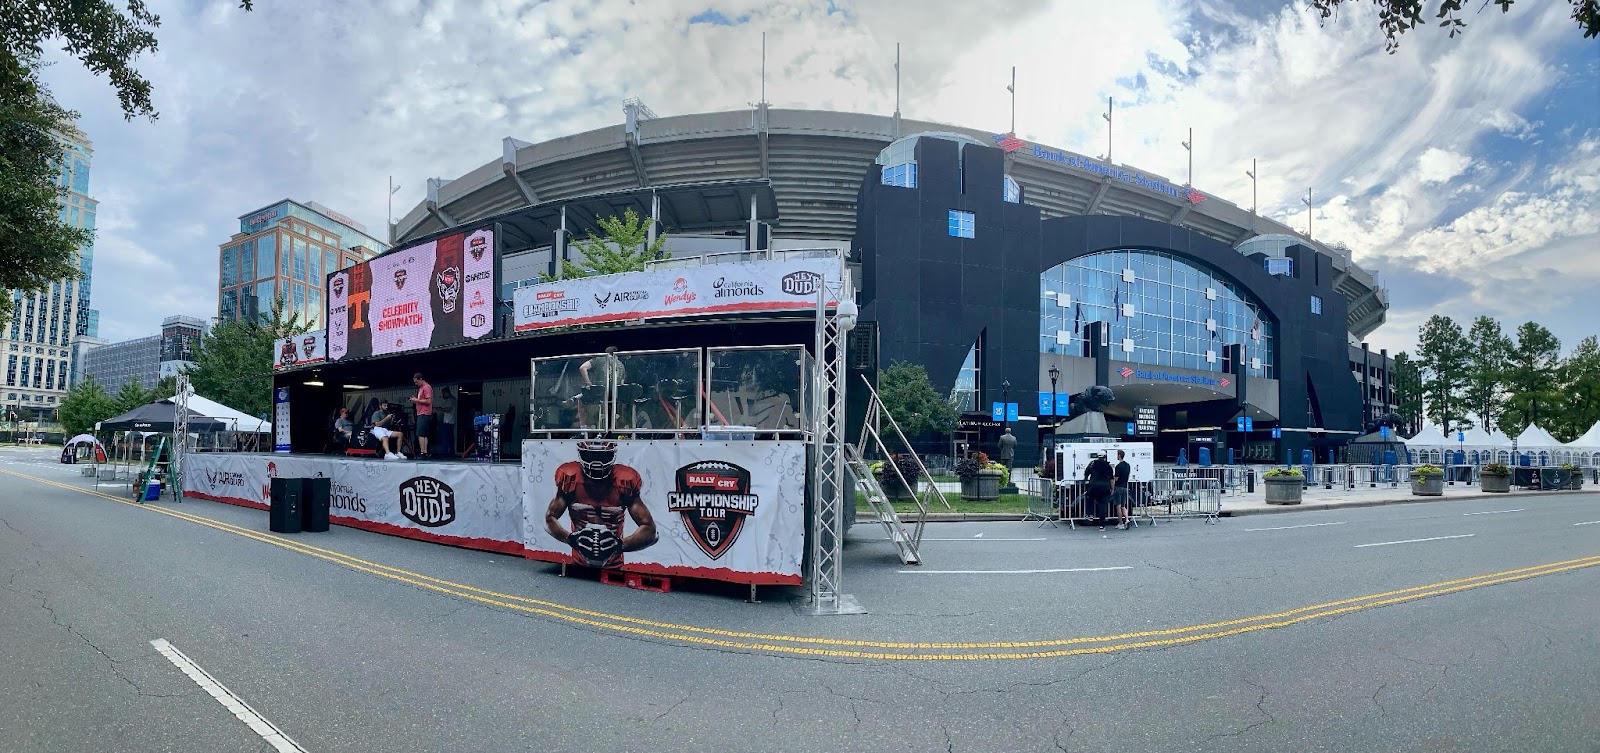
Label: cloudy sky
xmin=39 ymin=0 xmax=1600 ymax=356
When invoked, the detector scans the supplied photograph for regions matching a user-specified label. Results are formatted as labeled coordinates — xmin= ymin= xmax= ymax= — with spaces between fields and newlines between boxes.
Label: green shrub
xmin=1264 ymin=468 xmax=1303 ymax=478
xmin=1413 ymin=464 xmax=1444 ymax=478
xmin=1481 ymin=462 xmax=1511 ymax=476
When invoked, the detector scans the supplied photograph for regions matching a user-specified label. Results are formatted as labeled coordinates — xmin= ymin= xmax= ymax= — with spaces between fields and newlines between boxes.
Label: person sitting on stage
xmin=370 ymin=401 xmax=407 ymax=460
xmin=333 ymin=407 xmax=354 ymax=449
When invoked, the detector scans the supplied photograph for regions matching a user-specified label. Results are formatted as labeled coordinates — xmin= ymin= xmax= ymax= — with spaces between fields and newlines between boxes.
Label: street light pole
xmin=1245 ymin=159 xmax=1257 ymax=215
xmin=1181 ymin=127 xmax=1192 ymax=186
xmin=1001 ymin=379 xmax=1011 ymax=435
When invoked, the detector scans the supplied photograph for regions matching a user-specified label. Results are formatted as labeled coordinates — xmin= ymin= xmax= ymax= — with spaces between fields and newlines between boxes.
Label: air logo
xmin=205 ymin=470 xmax=245 ymax=488
xmin=400 ymin=476 xmax=456 ymax=527
xmin=667 ymin=461 xmax=758 ymax=560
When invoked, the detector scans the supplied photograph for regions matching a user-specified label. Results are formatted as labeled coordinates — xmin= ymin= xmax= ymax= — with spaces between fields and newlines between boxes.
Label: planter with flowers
xmin=1263 ymin=467 xmax=1304 ymax=504
xmin=1411 ymin=464 xmax=1445 ymax=496
xmin=1479 ymin=463 xmax=1511 ymax=493
xmin=956 ymin=452 xmax=1002 ymax=501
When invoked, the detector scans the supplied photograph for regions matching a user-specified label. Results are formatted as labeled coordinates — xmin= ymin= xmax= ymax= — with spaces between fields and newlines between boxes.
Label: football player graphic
xmin=545 ymin=441 xmax=658 ymax=568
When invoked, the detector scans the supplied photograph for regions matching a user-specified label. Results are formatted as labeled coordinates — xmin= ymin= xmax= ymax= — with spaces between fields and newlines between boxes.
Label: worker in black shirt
xmin=1112 ymin=449 xmax=1133 ymax=530
xmin=1083 ymin=452 xmax=1115 ymax=530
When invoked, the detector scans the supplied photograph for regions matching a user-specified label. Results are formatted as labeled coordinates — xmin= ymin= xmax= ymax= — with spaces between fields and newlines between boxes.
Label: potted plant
xmin=873 ymin=456 xmax=922 ymax=501
xmin=957 ymin=452 xmax=1001 ymax=501
xmin=1479 ymin=462 xmax=1512 ymax=493
xmin=1263 ymin=467 xmax=1304 ymax=504
xmin=1560 ymin=463 xmax=1584 ymax=490
xmin=1411 ymin=464 xmax=1445 ymax=496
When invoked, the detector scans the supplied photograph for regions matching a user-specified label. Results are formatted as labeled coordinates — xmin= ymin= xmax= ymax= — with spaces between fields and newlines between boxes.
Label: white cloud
xmin=1415 ymin=148 xmax=1472 ymax=184
xmin=30 ymin=0 xmax=1597 ymax=354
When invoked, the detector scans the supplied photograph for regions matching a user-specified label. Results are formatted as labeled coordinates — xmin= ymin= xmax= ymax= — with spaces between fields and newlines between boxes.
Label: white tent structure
xmin=1561 ymin=422 xmax=1600 ymax=467
xmin=1402 ymin=425 xmax=1455 ymax=464
xmin=1509 ymin=424 xmax=1565 ymax=467
xmin=1405 ymin=425 xmax=1450 ymax=446
xmin=167 ymin=390 xmax=271 ymax=434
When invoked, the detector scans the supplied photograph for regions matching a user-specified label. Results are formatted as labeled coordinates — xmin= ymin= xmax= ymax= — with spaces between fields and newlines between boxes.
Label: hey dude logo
xmin=399 ymin=476 xmax=456 ymax=527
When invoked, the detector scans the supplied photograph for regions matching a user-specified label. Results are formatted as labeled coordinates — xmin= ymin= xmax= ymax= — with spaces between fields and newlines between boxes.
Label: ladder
xmin=134 ymin=436 xmax=169 ymax=504
xmin=851 ymin=375 xmax=955 ymax=566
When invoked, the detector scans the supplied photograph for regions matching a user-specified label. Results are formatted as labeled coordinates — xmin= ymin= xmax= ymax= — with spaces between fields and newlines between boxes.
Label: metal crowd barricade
xmin=1132 ymin=478 xmax=1222 ymax=524
xmin=1022 ymin=477 xmax=1057 ymax=527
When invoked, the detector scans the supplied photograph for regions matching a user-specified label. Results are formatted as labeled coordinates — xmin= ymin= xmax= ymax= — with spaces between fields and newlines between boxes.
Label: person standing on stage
xmin=409 ymin=372 xmax=433 ymax=458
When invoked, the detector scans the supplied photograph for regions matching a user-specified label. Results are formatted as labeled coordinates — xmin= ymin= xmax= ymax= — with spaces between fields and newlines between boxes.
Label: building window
xmin=949 ymin=339 xmax=981 ymax=412
xmin=881 ymin=163 xmax=917 ymax=188
xmin=1264 ymin=257 xmax=1293 ymax=276
xmin=1310 ymin=295 xmax=1322 ymax=315
xmin=947 ymin=210 xmax=975 ymax=239
xmin=1002 ymin=175 xmax=1021 ymax=204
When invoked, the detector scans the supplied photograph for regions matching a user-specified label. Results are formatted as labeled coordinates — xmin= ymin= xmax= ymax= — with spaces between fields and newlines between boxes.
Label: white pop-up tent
xmin=1513 ymin=424 xmax=1562 ymax=449
xmin=1405 ymin=425 xmax=1450 ymax=447
xmin=167 ymin=390 xmax=271 ymax=434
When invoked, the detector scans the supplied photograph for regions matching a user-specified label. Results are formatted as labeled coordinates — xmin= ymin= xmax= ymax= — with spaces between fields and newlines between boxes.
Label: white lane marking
xmin=1462 ymin=509 xmax=1525 ymax=516
xmin=1243 ymin=521 xmax=1347 ymax=532
xmin=1574 ymin=520 xmax=1600 ymax=527
xmin=902 ymin=537 xmax=1050 ymax=542
xmin=149 ymin=639 xmax=306 ymax=753
xmin=898 ymin=566 xmax=1133 ymax=574
xmin=1354 ymin=534 xmax=1476 ymax=549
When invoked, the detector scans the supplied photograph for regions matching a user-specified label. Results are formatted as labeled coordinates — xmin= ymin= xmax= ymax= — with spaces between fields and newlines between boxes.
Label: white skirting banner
xmin=521 ymin=439 xmax=808 ymax=585
xmin=182 ymin=454 xmax=523 ymax=554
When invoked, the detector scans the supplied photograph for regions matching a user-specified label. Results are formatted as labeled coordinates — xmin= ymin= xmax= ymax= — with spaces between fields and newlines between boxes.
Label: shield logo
xmin=668 ymin=461 xmax=757 ymax=560
xmin=469 ymin=236 xmax=487 ymax=260
xmin=331 ymin=276 xmax=345 ymax=297
xmin=394 ymin=268 xmax=408 ymax=289
xmin=301 ymin=336 xmax=316 ymax=359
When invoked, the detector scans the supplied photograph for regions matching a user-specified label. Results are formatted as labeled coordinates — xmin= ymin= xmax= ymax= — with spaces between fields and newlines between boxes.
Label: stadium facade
xmin=391 ymin=107 xmax=1392 ymax=464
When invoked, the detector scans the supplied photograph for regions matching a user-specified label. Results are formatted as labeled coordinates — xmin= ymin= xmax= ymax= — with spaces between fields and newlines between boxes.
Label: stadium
xmin=389 ymin=105 xmax=1392 ymax=465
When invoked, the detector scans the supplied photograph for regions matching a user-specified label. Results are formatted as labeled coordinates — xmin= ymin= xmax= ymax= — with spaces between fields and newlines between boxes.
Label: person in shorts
xmin=370 ymin=401 xmax=406 ymax=460
xmin=409 ymin=372 xmax=433 ymax=458
xmin=1112 ymin=449 xmax=1133 ymax=529
xmin=1084 ymin=452 xmax=1115 ymax=530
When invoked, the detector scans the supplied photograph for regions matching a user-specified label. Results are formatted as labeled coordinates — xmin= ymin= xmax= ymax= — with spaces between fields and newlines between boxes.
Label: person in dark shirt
xmin=1084 ymin=452 xmax=1115 ymax=530
xmin=1112 ymin=449 xmax=1133 ymax=530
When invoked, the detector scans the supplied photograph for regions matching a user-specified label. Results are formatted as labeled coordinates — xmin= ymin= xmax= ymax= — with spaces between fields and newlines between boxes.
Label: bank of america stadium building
xmin=392 ymin=106 xmax=1392 ymax=465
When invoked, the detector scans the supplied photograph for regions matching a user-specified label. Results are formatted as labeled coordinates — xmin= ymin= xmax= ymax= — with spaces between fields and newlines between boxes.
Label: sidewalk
xmin=918 ymin=480 xmax=1592 ymax=522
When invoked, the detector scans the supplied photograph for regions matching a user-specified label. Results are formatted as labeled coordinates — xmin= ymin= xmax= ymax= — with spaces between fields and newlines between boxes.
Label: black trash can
xmin=302 ymin=477 xmax=331 ymax=533
xmin=269 ymin=477 xmax=304 ymax=534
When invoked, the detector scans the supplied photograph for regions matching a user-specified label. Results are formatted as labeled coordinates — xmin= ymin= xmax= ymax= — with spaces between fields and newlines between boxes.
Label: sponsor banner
xmin=181 ymin=454 xmax=523 ymax=554
xmin=512 ymin=259 xmax=840 ymax=333
xmin=273 ymin=387 xmax=292 ymax=453
xmin=1054 ymin=442 xmax=1155 ymax=483
xmin=326 ymin=229 xmax=497 ymax=361
xmin=273 ymin=329 xmax=327 ymax=371
xmin=521 ymin=440 xmax=806 ymax=585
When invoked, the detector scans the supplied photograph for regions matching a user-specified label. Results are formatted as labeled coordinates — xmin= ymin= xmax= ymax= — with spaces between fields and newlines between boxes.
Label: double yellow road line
xmin=6 ymin=467 xmax=1596 ymax=661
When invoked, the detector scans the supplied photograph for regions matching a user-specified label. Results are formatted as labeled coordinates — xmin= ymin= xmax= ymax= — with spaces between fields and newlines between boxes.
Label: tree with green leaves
xmin=1554 ymin=335 xmax=1600 ymax=442
xmin=58 ymin=376 xmax=117 ymax=436
xmin=562 ymin=208 xmax=669 ymax=279
xmin=189 ymin=297 xmax=307 ymax=418
xmin=112 ymin=379 xmax=155 ymax=414
xmin=876 ymin=361 xmax=959 ymax=442
xmin=1498 ymin=321 xmax=1562 ymax=434
xmin=0 ymin=53 xmax=91 ymax=328
xmin=2 ymin=1 xmax=256 ymax=326
xmin=1391 ymin=351 xmax=1425 ymax=436
xmin=1308 ymin=0 xmax=1599 ymax=53
xmin=1416 ymin=315 xmax=1471 ymax=433
xmin=1464 ymin=315 xmax=1512 ymax=432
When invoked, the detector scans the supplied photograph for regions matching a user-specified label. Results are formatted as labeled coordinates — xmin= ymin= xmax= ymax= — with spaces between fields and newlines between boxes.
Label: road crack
xmin=1209 ymin=678 xmax=1274 ymax=740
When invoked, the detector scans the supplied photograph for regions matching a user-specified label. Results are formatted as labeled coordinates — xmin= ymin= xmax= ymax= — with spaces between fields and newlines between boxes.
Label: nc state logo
xmin=469 ymin=236 xmax=487 ymax=260
xmin=437 ymin=266 xmax=460 ymax=314
xmin=301 ymin=335 xmax=316 ymax=359
xmin=394 ymin=268 xmax=408 ymax=289
xmin=331 ymin=276 xmax=345 ymax=297
xmin=666 ymin=461 xmax=758 ymax=560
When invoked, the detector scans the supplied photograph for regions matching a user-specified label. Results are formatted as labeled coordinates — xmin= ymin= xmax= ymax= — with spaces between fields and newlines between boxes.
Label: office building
xmin=80 ymin=315 xmax=209 ymax=392
xmin=216 ymin=200 xmax=388 ymax=327
xmin=4 ymin=124 xmax=97 ymax=419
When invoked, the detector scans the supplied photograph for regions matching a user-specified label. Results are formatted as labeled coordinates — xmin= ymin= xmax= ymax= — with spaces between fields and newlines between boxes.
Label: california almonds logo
xmin=400 ymin=476 xmax=456 ymax=527
xmin=712 ymin=277 xmax=763 ymax=298
xmin=667 ymin=461 xmax=758 ymax=560
xmin=663 ymin=277 xmax=697 ymax=306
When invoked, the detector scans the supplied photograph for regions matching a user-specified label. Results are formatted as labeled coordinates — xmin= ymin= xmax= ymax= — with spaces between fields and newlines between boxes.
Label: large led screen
xmin=327 ymin=228 xmax=497 ymax=361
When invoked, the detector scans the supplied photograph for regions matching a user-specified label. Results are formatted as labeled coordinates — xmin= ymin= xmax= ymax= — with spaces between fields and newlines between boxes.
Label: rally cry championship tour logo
xmin=667 ymin=460 xmax=759 ymax=560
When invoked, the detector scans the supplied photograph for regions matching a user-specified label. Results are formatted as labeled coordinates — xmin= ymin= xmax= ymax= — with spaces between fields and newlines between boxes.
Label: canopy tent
xmin=1566 ymin=421 xmax=1600 ymax=449
xmin=1513 ymin=424 xmax=1562 ymax=448
xmin=167 ymin=390 xmax=271 ymax=434
xmin=1485 ymin=430 xmax=1516 ymax=447
xmin=1404 ymin=425 xmax=1450 ymax=446
xmin=97 ymin=400 xmax=227 ymax=433
xmin=1461 ymin=427 xmax=1510 ymax=447
xmin=64 ymin=433 xmax=104 ymax=447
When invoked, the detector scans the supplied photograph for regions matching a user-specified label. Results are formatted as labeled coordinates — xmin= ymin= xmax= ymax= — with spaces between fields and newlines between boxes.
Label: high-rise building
xmin=217 ymin=200 xmax=388 ymax=327
xmin=4 ymin=124 xmax=96 ymax=419
xmin=80 ymin=315 xmax=209 ymax=392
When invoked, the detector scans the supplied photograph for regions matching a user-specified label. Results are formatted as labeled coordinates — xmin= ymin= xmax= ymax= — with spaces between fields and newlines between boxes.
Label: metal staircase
xmin=852 ymin=375 xmax=953 ymax=566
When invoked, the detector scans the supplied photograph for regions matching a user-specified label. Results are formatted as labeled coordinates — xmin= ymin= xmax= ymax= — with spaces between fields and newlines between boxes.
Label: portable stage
xmin=187 ymin=196 xmax=871 ymax=607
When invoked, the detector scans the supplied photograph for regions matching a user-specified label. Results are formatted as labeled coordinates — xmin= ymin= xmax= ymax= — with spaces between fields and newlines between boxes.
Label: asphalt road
xmin=1 ymin=446 xmax=1596 ymax=752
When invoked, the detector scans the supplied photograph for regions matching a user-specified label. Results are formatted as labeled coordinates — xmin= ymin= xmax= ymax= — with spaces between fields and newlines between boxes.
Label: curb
xmin=912 ymin=489 xmax=1591 ymax=523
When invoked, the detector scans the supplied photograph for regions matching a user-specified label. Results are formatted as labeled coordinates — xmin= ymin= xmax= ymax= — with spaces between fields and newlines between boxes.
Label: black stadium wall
xmin=854 ymin=136 xmax=1364 ymax=465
